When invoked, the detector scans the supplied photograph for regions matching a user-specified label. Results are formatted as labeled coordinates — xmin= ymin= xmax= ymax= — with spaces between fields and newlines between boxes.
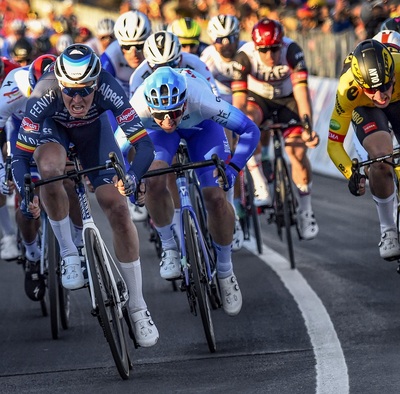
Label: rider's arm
xmin=327 ymin=68 xmax=362 ymax=179
xmin=287 ymin=42 xmax=313 ymax=125
xmin=231 ymin=51 xmax=251 ymax=113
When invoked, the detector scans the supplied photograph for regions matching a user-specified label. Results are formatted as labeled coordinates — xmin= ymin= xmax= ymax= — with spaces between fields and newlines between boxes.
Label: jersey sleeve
xmin=327 ymin=68 xmax=361 ymax=179
xmin=231 ymin=51 xmax=252 ymax=94
xmin=286 ymin=42 xmax=309 ymax=87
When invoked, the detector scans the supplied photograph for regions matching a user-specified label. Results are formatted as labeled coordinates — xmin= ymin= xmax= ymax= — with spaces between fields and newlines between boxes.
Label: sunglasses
xmin=152 ymin=58 xmax=180 ymax=70
xmin=363 ymin=80 xmax=394 ymax=95
xmin=182 ymin=43 xmax=198 ymax=49
xmin=121 ymin=43 xmax=145 ymax=52
xmin=100 ymin=35 xmax=114 ymax=41
xmin=59 ymin=82 xmax=97 ymax=97
xmin=215 ymin=35 xmax=238 ymax=44
xmin=257 ymin=45 xmax=281 ymax=53
xmin=151 ymin=108 xmax=184 ymax=120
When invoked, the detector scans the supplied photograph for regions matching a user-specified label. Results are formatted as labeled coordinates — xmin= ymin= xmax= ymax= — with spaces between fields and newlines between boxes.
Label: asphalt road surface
xmin=1 ymin=174 xmax=400 ymax=394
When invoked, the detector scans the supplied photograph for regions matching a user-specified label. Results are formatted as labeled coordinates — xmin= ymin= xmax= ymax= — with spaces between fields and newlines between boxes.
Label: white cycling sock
xmin=155 ymin=223 xmax=178 ymax=251
xmin=0 ymin=205 xmax=15 ymax=236
xmin=118 ymin=259 xmax=147 ymax=313
xmin=171 ymin=209 xmax=182 ymax=249
xmin=296 ymin=183 xmax=312 ymax=213
xmin=372 ymin=192 xmax=396 ymax=234
xmin=213 ymin=242 xmax=233 ymax=279
xmin=23 ymin=235 xmax=41 ymax=261
xmin=49 ymin=215 xmax=78 ymax=258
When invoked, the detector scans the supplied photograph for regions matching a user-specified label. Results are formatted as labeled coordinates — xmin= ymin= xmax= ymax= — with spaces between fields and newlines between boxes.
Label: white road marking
xmin=244 ymin=237 xmax=349 ymax=394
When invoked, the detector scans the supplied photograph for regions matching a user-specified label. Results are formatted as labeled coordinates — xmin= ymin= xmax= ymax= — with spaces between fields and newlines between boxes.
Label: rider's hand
xmin=20 ymin=195 xmax=40 ymax=219
xmin=215 ymin=164 xmax=238 ymax=191
xmin=302 ymin=130 xmax=320 ymax=148
xmin=1 ymin=177 xmax=14 ymax=195
xmin=114 ymin=173 xmax=137 ymax=197
xmin=348 ymin=171 xmax=366 ymax=196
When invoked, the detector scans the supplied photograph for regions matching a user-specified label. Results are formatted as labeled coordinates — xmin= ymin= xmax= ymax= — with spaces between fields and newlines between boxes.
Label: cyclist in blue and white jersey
xmin=130 ymin=66 xmax=260 ymax=316
xmin=12 ymin=44 xmax=159 ymax=347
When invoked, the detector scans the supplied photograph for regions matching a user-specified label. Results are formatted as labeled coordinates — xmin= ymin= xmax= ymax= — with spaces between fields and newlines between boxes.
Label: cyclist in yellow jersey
xmin=327 ymin=39 xmax=400 ymax=261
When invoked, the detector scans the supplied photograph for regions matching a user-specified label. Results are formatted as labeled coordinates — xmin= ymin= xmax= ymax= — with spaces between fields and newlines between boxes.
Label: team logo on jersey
xmin=329 ymin=119 xmax=340 ymax=131
xmin=363 ymin=122 xmax=377 ymax=133
xmin=346 ymin=85 xmax=359 ymax=101
xmin=117 ymin=108 xmax=136 ymax=125
xmin=21 ymin=117 xmax=39 ymax=132
xmin=98 ymin=83 xmax=124 ymax=109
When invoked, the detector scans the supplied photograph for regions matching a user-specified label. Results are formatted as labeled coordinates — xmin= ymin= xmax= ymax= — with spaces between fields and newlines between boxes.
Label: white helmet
xmin=207 ymin=14 xmax=240 ymax=42
xmin=114 ymin=11 xmax=151 ymax=45
xmin=373 ymin=30 xmax=400 ymax=52
xmin=97 ymin=18 xmax=115 ymax=36
xmin=144 ymin=31 xmax=181 ymax=67
xmin=55 ymin=44 xmax=101 ymax=84
xmin=56 ymin=34 xmax=73 ymax=54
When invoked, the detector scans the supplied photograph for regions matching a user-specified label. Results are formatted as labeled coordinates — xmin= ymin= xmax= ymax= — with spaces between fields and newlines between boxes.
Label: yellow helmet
xmin=169 ymin=18 xmax=201 ymax=45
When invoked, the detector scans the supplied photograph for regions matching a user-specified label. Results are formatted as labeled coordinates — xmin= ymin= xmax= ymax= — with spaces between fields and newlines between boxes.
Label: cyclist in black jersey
xmin=12 ymin=44 xmax=159 ymax=348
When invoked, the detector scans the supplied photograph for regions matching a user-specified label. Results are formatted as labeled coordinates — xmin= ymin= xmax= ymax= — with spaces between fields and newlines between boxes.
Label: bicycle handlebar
xmin=142 ymin=153 xmax=229 ymax=190
xmin=351 ymin=147 xmax=400 ymax=171
xmin=23 ymin=151 xmax=126 ymax=203
xmin=261 ymin=114 xmax=313 ymax=141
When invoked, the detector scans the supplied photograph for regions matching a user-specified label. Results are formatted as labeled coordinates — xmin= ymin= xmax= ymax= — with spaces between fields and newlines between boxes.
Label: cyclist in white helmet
xmin=12 ymin=44 xmax=159 ymax=347
xmin=373 ymin=29 xmax=400 ymax=52
xmin=55 ymin=34 xmax=73 ymax=55
xmin=86 ymin=18 xmax=116 ymax=56
xmin=201 ymin=15 xmax=249 ymax=249
xmin=101 ymin=10 xmax=152 ymax=97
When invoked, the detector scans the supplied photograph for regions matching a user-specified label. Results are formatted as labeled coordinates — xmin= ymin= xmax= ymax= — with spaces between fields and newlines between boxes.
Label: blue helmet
xmin=143 ymin=66 xmax=187 ymax=110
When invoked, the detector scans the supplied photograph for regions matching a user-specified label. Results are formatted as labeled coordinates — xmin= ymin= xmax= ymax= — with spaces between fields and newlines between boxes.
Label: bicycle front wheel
xmin=84 ymin=228 xmax=130 ymax=380
xmin=47 ymin=219 xmax=70 ymax=339
xmin=244 ymin=167 xmax=263 ymax=254
xmin=274 ymin=157 xmax=296 ymax=269
xmin=183 ymin=210 xmax=217 ymax=353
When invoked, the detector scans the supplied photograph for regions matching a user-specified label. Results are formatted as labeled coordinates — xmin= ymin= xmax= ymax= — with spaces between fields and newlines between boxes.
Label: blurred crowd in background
xmin=1 ymin=0 xmax=400 ymax=77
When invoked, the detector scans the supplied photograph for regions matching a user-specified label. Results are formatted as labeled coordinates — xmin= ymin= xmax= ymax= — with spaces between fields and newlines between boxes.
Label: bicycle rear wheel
xmin=84 ymin=228 xmax=130 ymax=380
xmin=47 ymin=219 xmax=70 ymax=339
xmin=274 ymin=157 xmax=296 ymax=269
xmin=183 ymin=210 xmax=217 ymax=353
xmin=244 ymin=167 xmax=263 ymax=254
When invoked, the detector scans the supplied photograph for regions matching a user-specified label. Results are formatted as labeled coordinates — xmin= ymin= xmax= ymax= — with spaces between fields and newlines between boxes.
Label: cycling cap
xmin=144 ymin=31 xmax=181 ymax=67
xmin=207 ymin=14 xmax=239 ymax=42
xmin=168 ymin=18 xmax=201 ymax=45
xmin=143 ymin=67 xmax=187 ymax=110
xmin=380 ymin=17 xmax=400 ymax=33
xmin=28 ymin=54 xmax=57 ymax=89
xmin=97 ymin=18 xmax=115 ymax=36
xmin=12 ymin=38 xmax=33 ymax=63
xmin=114 ymin=10 xmax=151 ymax=45
xmin=56 ymin=34 xmax=73 ymax=54
xmin=373 ymin=30 xmax=400 ymax=53
xmin=252 ymin=18 xmax=284 ymax=48
xmin=351 ymin=39 xmax=394 ymax=89
xmin=55 ymin=44 xmax=101 ymax=84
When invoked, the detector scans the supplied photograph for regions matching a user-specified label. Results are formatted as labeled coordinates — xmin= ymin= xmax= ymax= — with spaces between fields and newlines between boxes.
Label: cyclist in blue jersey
xmin=12 ymin=44 xmax=159 ymax=347
xmin=130 ymin=66 xmax=260 ymax=316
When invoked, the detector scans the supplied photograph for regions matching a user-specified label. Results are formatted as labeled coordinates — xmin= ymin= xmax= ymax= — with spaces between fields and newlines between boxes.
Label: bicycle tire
xmin=274 ymin=157 xmax=296 ymax=269
xmin=189 ymin=182 xmax=221 ymax=309
xmin=183 ymin=210 xmax=217 ymax=353
xmin=47 ymin=219 xmax=70 ymax=339
xmin=84 ymin=228 xmax=130 ymax=380
xmin=244 ymin=167 xmax=263 ymax=254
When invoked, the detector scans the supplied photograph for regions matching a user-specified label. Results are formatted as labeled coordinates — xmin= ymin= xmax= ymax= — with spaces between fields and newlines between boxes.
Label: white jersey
xmin=0 ymin=66 xmax=30 ymax=132
xmin=100 ymin=40 xmax=134 ymax=98
xmin=234 ymin=37 xmax=303 ymax=99
xmin=129 ymin=52 xmax=219 ymax=98
xmin=200 ymin=41 xmax=246 ymax=103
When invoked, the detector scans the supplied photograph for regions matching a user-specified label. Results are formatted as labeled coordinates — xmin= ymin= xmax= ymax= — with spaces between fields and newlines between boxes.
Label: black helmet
xmin=11 ymin=38 xmax=33 ymax=63
xmin=380 ymin=17 xmax=400 ymax=33
xmin=351 ymin=39 xmax=394 ymax=89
